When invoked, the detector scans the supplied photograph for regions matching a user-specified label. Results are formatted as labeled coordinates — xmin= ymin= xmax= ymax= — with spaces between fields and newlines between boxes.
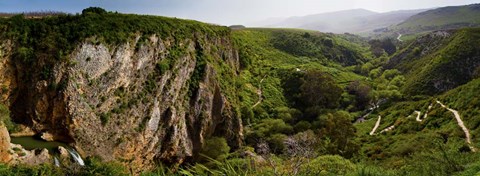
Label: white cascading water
xmin=54 ymin=156 xmax=60 ymax=167
xmin=67 ymin=148 xmax=85 ymax=166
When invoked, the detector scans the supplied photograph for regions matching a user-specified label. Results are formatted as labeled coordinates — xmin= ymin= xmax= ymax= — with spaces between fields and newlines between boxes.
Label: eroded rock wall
xmin=0 ymin=33 xmax=243 ymax=171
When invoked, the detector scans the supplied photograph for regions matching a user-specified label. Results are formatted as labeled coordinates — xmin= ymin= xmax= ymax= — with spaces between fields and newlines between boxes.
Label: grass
xmin=387 ymin=28 xmax=480 ymax=96
xmin=232 ymin=28 xmax=367 ymax=111
xmin=393 ymin=4 xmax=480 ymax=34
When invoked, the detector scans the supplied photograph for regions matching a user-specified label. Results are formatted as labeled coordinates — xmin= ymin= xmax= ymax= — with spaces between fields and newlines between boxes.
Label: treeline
xmin=0 ymin=11 xmax=67 ymax=18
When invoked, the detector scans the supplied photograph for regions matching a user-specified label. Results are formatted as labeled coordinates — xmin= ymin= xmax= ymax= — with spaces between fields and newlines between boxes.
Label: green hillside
xmin=353 ymin=77 xmax=480 ymax=175
xmin=386 ymin=28 xmax=480 ymax=95
xmin=232 ymin=28 xmax=369 ymax=115
xmin=394 ymin=4 xmax=480 ymax=34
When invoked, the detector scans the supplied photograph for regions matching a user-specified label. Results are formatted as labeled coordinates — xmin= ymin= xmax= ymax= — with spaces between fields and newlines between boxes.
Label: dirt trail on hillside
xmin=252 ymin=76 xmax=266 ymax=108
xmin=415 ymin=111 xmax=422 ymax=122
xmin=370 ymin=116 xmax=382 ymax=135
xmin=373 ymin=101 xmax=476 ymax=152
xmin=436 ymin=101 xmax=476 ymax=152
xmin=380 ymin=125 xmax=395 ymax=134
xmin=397 ymin=33 xmax=403 ymax=42
xmin=423 ymin=104 xmax=433 ymax=119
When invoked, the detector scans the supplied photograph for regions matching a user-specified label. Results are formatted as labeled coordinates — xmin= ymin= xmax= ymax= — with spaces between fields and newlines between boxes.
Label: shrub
xmin=294 ymin=121 xmax=312 ymax=132
xmin=0 ymin=163 xmax=64 ymax=176
xmin=0 ymin=104 xmax=18 ymax=133
xmin=100 ymin=113 xmax=110 ymax=126
xmin=200 ymin=137 xmax=230 ymax=162
xmin=299 ymin=155 xmax=356 ymax=175
xmin=76 ymin=157 xmax=129 ymax=176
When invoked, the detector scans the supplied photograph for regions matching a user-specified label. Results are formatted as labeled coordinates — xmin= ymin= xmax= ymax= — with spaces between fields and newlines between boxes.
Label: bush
xmin=294 ymin=121 xmax=312 ymax=132
xmin=200 ymin=137 xmax=230 ymax=162
xmin=315 ymin=111 xmax=359 ymax=158
xmin=299 ymin=155 xmax=356 ymax=175
xmin=75 ymin=157 xmax=129 ymax=176
xmin=99 ymin=113 xmax=110 ymax=126
xmin=0 ymin=104 xmax=18 ymax=133
xmin=0 ymin=163 xmax=64 ymax=176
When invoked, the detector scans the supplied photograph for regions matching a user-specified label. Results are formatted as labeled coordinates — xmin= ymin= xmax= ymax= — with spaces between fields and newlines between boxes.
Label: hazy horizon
xmin=0 ymin=0 xmax=479 ymax=25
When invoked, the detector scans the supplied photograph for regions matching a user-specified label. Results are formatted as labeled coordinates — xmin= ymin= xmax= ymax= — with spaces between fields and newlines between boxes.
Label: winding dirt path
xmin=380 ymin=125 xmax=395 ymax=134
xmin=251 ymin=76 xmax=266 ymax=108
xmin=423 ymin=104 xmax=433 ymax=119
xmin=397 ymin=33 xmax=403 ymax=42
xmin=415 ymin=110 xmax=422 ymax=122
xmin=436 ymin=101 xmax=476 ymax=152
xmin=370 ymin=116 xmax=382 ymax=135
xmin=373 ymin=101 xmax=476 ymax=152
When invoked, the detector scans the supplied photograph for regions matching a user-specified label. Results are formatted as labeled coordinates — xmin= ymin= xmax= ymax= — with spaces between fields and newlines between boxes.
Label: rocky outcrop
xmin=9 ymin=146 xmax=51 ymax=166
xmin=0 ymin=40 xmax=15 ymax=104
xmin=0 ymin=123 xmax=12 ymax=163
xmin=0 ymin=32 xmax=243 ymax=172
xmin=0 ymin=122 xmax=51 ymax=165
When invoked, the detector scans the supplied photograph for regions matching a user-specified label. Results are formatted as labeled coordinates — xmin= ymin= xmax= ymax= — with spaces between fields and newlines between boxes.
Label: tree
xmin=315 ymin=111 xmax=359 ymax=158
xmin=369 ymin=39 xmax=397 ymax=57
xmin=370 ymin=69 xmax=405 ymax=104
xmin=82 ymin=7 xmax=107 ymax=15
xmin=381 ymin=38 xmax=397 ymax=55
xmin=347 ymin=80 xmax=372 ymax=110
xmin=299 ymin=70 xmax=343 ymax=109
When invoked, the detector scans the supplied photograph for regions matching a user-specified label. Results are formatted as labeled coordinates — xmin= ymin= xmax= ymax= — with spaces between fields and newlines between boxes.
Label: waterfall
xmin=67 ymin=148 xmax=85 ymax=166
xmin=54 ymin=156 xmax=60 ymax=167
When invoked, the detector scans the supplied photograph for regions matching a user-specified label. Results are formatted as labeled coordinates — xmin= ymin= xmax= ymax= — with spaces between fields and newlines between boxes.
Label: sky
xmin=0 ymin=0 xmax=479 ymax=25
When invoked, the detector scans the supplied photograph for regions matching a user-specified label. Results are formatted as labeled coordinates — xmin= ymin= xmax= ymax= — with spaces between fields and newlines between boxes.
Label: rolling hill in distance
xmin=250 ymin=3 xmax=480 ymax=39
xmin=393 ymin=3 xmax=480 ymax=33
xmin=248 ymin=8 xmax=428 ymax=34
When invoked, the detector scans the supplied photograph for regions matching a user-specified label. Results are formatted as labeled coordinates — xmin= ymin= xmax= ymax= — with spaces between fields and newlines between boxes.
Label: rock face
xmin=0 ymin=32 xmax=243 ymax=171
xmin=0 ymin=123 xmax=12 ymax=163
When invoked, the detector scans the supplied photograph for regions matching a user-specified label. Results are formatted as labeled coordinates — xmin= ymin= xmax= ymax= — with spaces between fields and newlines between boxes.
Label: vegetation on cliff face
xmin=1 ymin=7 xmax=480 ymax=176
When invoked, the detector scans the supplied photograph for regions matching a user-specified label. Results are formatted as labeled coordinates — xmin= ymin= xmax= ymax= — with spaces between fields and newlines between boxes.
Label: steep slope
xmin=0 ymin=11 xmax=243 ymax=172
xmin=393 ymin=4 xmax=480 ymax=34
xmin=232 ymin=28 xmax=369 ymax=119
xmin=355 ymin=78 xmax=480 ymax=167
xmin=386 ymin=28 xmax=480 ymax=95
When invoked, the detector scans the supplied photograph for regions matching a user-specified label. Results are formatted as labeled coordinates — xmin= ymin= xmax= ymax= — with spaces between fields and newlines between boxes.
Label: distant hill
xmin=249 ymin=9 xmax=427 ymax=34
xmin=392 ymin=4 xmax=480 ymax=34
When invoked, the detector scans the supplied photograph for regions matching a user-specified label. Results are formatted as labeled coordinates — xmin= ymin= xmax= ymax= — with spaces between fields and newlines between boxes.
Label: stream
xmin=11 ymin=136 xmax=69 ymax=153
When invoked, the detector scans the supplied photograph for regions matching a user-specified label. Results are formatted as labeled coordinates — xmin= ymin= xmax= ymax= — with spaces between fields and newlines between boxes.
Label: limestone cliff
xmin=0 ymin=123 xmax=11 ymax=163
xmin=0 ymin=16 xmax=243 ymax=171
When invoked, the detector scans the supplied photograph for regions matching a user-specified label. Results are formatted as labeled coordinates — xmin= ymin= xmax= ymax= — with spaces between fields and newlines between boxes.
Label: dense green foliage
xmin=230 ymin=27 xmax=480 ymax=176
xmin=387 ymin=28 xmax=480 ymax=95
xmin=0 ymin=104 xmax=18 ymax=133
xmin=198 ymin=137 xmax=231 ymax=162
xmin=270 ymin=30 xmax=366 ymax=66
xmin=0 ymin=157 xmax=128 ymax=176
xmin=0 ymin=8 xmax=229 ymax=73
